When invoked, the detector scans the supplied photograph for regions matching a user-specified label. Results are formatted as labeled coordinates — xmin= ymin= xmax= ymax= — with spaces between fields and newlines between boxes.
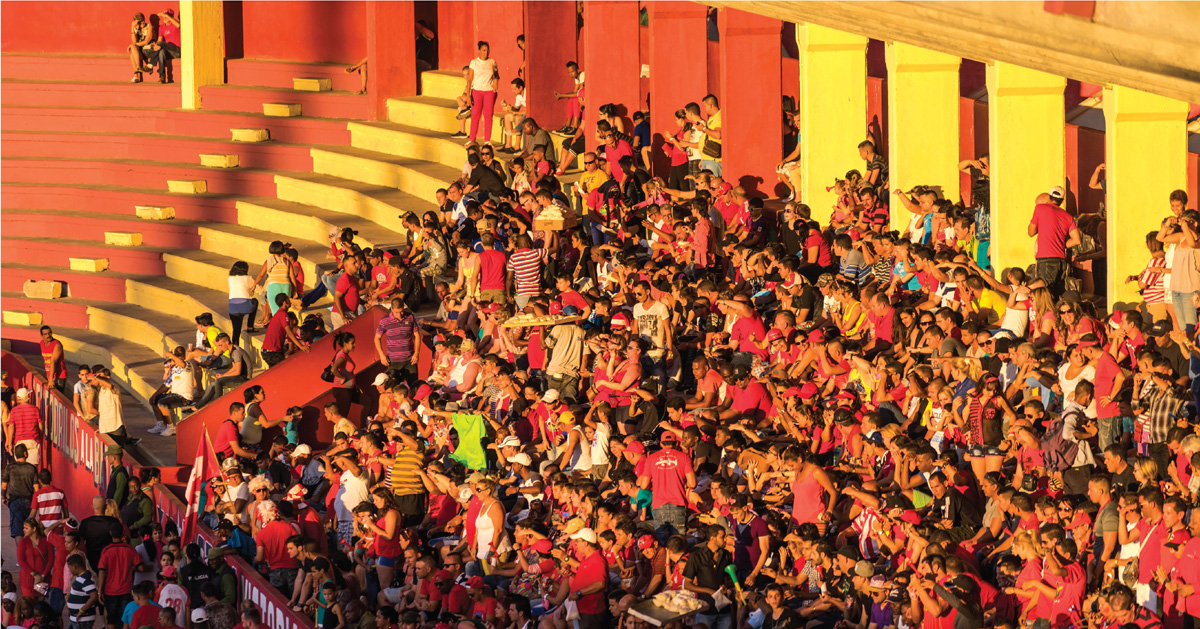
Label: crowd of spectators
xmin=8 ymin=28 xmax=1200 ymax=629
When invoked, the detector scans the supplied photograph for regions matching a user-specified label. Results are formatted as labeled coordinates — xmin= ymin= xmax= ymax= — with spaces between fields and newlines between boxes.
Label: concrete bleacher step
xmin=0 ymin=323 xmax=165 ymax=406
xmin=2 ymin=262 xmax=134 ymax=303
xmin=2 ymin=311 xmax=41 ymax=327
xmin=274 ymin=172 xmax=428 ymax=237
xmin=225 ymin=59 xmax=359 ymax=92
xmin=263 ymin=102 xmax=302 ymax=117
xmin=293 ymin=77 xmax=332 ymax=92
xmin=0 ymin=53 xmax=131 ymax=83
xmin=1 ymin=182 xmax=240 ymax=224
xmin=348 ymin=121 xmax=468 ymax=171
xmin=0 ymin=157 xmax=288 ymax=199
xmin=3 ymin=209 xmax=201 ymax=250
xmin=1 ymin=129 xmax=316 ymax=172
xmin=199 ymin=84 xmax=367 ymax=119
xmin=235 ymin=198 xmax=396 ymax=251
xmin=310 ymin=145 xmax=459 ymax=202
xmin=0 ymin=79 xmax=180 ymax=109
xmin=1 ymin=292 xmax=89 ymax=329
xmin=387 ymin=95 xmax=502 ymax=138
xmin=420 ymin=70 xmax=467 ymax=101
xmin=2 ymin=236 xmax=168 ymax=275
xmin=2 ymin=105 xmax=353 ymax=145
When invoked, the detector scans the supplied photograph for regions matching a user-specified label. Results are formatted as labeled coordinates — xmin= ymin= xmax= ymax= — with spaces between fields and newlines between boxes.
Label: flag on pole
xmin=181 ymin=431 xmax=220 ymax=544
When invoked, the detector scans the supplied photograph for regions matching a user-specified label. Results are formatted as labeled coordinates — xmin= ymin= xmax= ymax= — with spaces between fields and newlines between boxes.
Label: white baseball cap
xmin=373 ymin=373 xmax=389 ymax=387
xmin=15 ymin=387 xmax=30 ymax=400
xmin=542 ymin=389 xmax=560 ymax=403
xmin=191 ymin=608 xmax=208 ymax=623
xmin=1049 ymin=185 xmax=1066 ymax=199
xmin=508 ymin=453 xmax=532 ymax=467
xmin=569 ymin=528 xmax=598 ymax=544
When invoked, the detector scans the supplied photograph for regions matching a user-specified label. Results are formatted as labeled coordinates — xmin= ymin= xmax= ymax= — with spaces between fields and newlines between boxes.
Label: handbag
xmin=701 ymin=137 xmax=722 ymax=160
xmin=320 ymin=350 xmax=339 ymax=383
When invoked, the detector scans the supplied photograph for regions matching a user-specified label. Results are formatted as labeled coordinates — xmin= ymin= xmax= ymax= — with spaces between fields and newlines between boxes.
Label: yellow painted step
xmin=386 ymin=96 xmax=502 ymax=138
xmin=125 ymin=281 xmax=262 ymax=353
xmin=200 ymin=153 xmax=240 ymax=168
xmin=22 ymin=280 xmax=65 ymax=300
xmin=54 ymin=334 xmax=158 ymax=404
xmin=135 ymin=205 xmax=176 ymax=220
xmin=349 ymin=122 xmax=464 ymax=171
xmin=162 ymin=253 xmax=232 ymax=295
xmin=293 ymin=77 xmax=331 ymax=92
xmin=104 ymin=232 xmax=143 ymax=247
xmin=69 ymin=258 xmax=109 ymax=272
xmin=274 ymin=174 xmax=408 ymax=236
xmin=195 ymin=228 xmax=323 ymax=291
xmin=235 ymin=200 xmax=380 ymax=252
xmin=86 ymin=306 xmax=182 ymax=359
xmin=167 ymin=179 xmax=207 ymax=194
xmin=231 ymin=128 xmax=270 ymax=142
xmin=263 ymin=102 xmax=302 ymax=117
xmin=420 ymin=70 xmax=466 ymax=101
xmin=310 ymin=148 xmax=444 ymax=201
xmin=3 ymin=311 xmax=42 ymax=326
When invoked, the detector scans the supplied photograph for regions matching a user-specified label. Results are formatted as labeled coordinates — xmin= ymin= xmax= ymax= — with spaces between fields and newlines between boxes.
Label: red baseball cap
xmin=716 ymin=182 xmax=733 ymax=195
xmin=637 ymin=534 xmax=657 ymax=551
xmin=531 ymin=539 xmax=553 ymax=554
xmin=549 ymin=301 xmax=564 ymax=315
xmin=767 ymin=329 xmax=785 ymax=343
xmin=799 ymin=383 xmax=819 ymax=398
xmin=625 ymin=441 xmax=645 ymax=455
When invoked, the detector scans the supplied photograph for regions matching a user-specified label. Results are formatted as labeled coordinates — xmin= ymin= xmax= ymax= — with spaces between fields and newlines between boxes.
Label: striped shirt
xmin=67 ymin=571 xmax=98 ymax=624
xmin=389 ymin=446 xmax=425 ymax=496
xmin=507 ymin=248 xmax=544 ymax=297
xmin=376 ymin=312 xmax=416 ymax=363
xmin=7 ymin=402 xmax=41 ymax=442
xmin=32 ymin=485 xmax=67 ymax=529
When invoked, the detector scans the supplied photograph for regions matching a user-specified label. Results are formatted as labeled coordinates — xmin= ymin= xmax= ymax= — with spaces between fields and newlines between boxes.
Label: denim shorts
xmin=968 ymin=445 xmax=1003 ymax=457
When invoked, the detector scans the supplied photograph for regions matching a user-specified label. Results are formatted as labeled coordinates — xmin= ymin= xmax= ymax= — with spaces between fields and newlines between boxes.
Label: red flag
xmin=181 ymin=431 xmax=220 ymax=544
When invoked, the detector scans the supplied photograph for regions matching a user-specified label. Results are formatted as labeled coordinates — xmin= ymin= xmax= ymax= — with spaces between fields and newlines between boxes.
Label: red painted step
xmin=226 ymin=59 xmax=361 ymax=93
xmin=0 ymin=130 xmax=317 ymax=172
xmin=3 ymin=211 xmax=202 ymax=250
xmin=1 ymin=183 xmax=239 ymax=224
xmin=1 ymin=54 xmax=135 ymax=83
xmin=1 ymin=79 xmax=180 ymax=109
xmin=2 ymin=105 xmax=352 ymax=145
xmin=199 ymin=84 xmax=370 ymax=120
xmin=1 ymin=238 xmax=166 ymax=276
xmin=1 ymin=295 xmax=90 ymax=330
xmin=1 ymin=157 xmax=281 ymax=197
xmin=0 ymin=265 xmax=128 ymax=303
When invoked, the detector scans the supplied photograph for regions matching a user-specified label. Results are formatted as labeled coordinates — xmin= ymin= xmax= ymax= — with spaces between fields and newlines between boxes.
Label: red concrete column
xmin=524 ymin=1 xmax=576 ymax=126
xmin=648 ymin=1 xmax=706 ymax=177
xmin=474 ymin=1 xmax=524 ymax=95
xmin=583 ymin=0 xmax=640 ymax=152
xmin=717 ymin=8 xmax=782 ymax=198
xmin=366 ymin=1 xmax=416 ymax=121
xmin=438 ymin=1 xmax=475 ymax=71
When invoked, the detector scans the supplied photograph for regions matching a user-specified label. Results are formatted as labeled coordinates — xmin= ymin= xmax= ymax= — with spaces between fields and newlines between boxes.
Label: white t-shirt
xmin=158 ymin=583 xmax=189 ymax=627
xmin=591 ymin=422 xmax=612 ymax=467
xmin=574 ymin=71 xmax=585 ymax=90
xmin=633 ymin=300 xmax=670 ymax=352
xmin=335 ymin=470 xmax=370 ymax=523
xmin=469 ymin=57 xmax=498 ymax=92
xmin=167 ymin=365 xmax=194 ymax=399
xmin=227 ymin=275 xmax=256 ymax=300
xmin=513 ymin=93 xmax=526 ymax=110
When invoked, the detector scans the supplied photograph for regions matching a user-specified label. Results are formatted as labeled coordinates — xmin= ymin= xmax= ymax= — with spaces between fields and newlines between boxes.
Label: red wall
xmin=2 ymin=1 xmax=179 ymax=54
xmin=959 ymin=97 xmax=989 ymax=204
xmin=1065 ymin=124 xmax=1106 ymax=215
xmin=1189 ymin=152 xmax=1198 ymax=212
xmin=241 ymin=0 xmax=366 ymax=64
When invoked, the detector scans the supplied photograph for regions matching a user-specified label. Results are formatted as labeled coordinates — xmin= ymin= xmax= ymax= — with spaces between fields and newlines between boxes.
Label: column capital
xmin=986 ymin=62 xmax=1065 ymax=97
xmin=885 ymin=42 xmax=960 ymax=73
xmin=798 ymin=23 xmax=867 ymax=53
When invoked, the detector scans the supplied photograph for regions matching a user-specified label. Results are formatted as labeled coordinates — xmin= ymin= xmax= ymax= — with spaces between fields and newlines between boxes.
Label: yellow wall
xmin=985 ymin=62 xmax=1065 ymax=273
xmin=885 ymin=42 xmax=960 ymax=230
xmin=181 ymin=0 xmax=225 ymax=109
xmin=1103 ymin=85 xmax=1189 ymax=308
xmin=797 ymin=24 xmax=867 ymax=223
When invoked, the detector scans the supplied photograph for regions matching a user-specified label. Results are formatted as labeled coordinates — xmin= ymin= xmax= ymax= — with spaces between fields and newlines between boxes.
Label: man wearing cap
xmin=4 ymin=387 xmax=42 ymax=465
xmin=387 ymin=424 xmax=428 ymax=527
xmin=375 ymin=298 xmax=422 ymax=387
xmin=639 ymin=432 xmax=696 ymax=535
xmin=564 ymin=528 xmax=609 ymax=629
xmin=103 ymin=445 xmax=130 ymax=507
xmin=1028 ymin=191 xmax=1081 ymax=295
xmin=542 ymin=313 xmax=585 ymax=400
xmin=152 ymin=9 xmax=181 ymax=83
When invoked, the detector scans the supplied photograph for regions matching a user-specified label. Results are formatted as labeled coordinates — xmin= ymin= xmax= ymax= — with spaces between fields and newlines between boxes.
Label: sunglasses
xmin=919 ymin=321 xmax=933 ymax=326
xmin=1060 ymin=309 xmax=1073 ymax=314
xmin=584 ymin=160 xmax=596 ymax=165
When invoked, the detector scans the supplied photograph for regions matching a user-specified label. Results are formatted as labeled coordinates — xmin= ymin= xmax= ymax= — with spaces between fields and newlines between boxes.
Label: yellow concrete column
xmin=797 ymin=24 xmax=867 ymax=222
xmin=886 ymin=43 xmax=960 ymax=231
xmin=986 ymin=62 xmax=1065 ymax=273
xmin=1103 ymin=86 xmax=1189 ymax=308
xmin=180 ymin=0 xmax=225 ymax=110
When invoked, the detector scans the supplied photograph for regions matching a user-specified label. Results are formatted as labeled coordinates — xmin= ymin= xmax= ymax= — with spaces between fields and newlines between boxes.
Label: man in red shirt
xmin=40 ymin=325 xmax=67 ymax=393
xmin=477 ymin=232 xmax=508 ymax=304
xmin=5 ymin=387 xmax=42 ymax=465
xmin=333 ymin=255 xmax=362 ymax=328
xmin=1081 ymin=335 xmax=1126 ymax=450
xmin=31 ymin=468 xmax=68 ymax=530
xmin=638 ymin=433 xmax=696 ymax=535
xmin=97 ymin=522 xmax=143 ymax=629
xmin=1027 ymin=190 xmax=1081 ymax=294
xmin=567 ymin=528 xmax=610 ymax=629
xmin=152 ymin=9 xmax=181 ymax=83
xmin=254 ymin=500 xmax=300 ymax=599
xmin=129 ymin=582 xmax=164 ymax=629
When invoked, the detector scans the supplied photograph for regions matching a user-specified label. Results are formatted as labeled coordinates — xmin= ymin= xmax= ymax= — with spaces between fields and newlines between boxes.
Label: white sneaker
xmin=161 ymin=425 xmax=176 ymax=437
xmin=148 ymin=422 xmax=166 ymax=434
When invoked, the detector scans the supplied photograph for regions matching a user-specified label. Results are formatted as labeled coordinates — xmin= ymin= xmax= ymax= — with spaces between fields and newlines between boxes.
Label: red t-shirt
xmin=41 ymin=338 xmax=67 ymax=379
xmin=732 ymin=382 xmax=772 ymax=421
xmin=130 ymin=603 xmax=163 ymax=629
xmin=97 ymin=543 xmax=142 ymax=595
xmin=1093 ymin=351 xmax=1122 ymax=418
xmin=1138 ymin=519 xmax=1166 ymax=585
xmin=867 ymin=308 xmax=895 ymax=344
xmin=1176 ymin=538 xmax=1200 ymax=617
xmin=215 ymin=419 xmax=240 ymax=458
xmin=571 ymin=550 xmax=609 ymax=614
xmin=470 ymin=597 xmax=498 ymax=621
xmin=261 ymin=308 xmax=290 ymax=353
xmin=646 ymin=447 xmax=694 ymax=509
xmin=445 ymin=584 xmax=469 ymax=615
xmin=1030 ymin=203 xmax=1077 ymax=259
xmin=603 ymin=141 xmax=634 ymax=183
xmin=335 ymin=273 xmax=360 ymax=313
xmin=559 ymin=290 xmax=589 ymax=313
xmin=731 ymin=316 xmax=769 ymax=359
xmin=806 ymin=230 xmax=833 ymax=267
xmin=696 ymin=369 xmax=723 ymax=401
xmin=256 ymin=520 xmax=300 ymax=570
xmin=478 ymin=250 xmax=507 ymax=291
xmin=418 ymin=577 xmax=443 ymax=604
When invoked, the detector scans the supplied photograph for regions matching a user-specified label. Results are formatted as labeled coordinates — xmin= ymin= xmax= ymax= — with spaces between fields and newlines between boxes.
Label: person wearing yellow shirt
xmin=685 ymin=96 xmax=722 ymax=177
xmin=572 ymin=152 xmax=610 ymax=242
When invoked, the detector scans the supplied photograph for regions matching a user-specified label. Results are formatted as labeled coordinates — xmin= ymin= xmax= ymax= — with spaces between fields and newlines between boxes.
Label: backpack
xmin=1040 ymin=410 xmax=1083 ymax=473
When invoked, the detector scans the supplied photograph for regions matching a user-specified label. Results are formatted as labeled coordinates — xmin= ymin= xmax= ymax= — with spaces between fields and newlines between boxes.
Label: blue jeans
xmin=45 ymin=588 xmax=64 ymax=614
xmin=700 ymin=159 xmax=722 ymax=177
xmin=8 ymin=497 xmax=30 ymax=538
xmin=1171 ymin=291 xmax=1199 ymax=328
xmin=653 ymin=503 xmax=687 ymax=536
xmin=695 ymin=611 xmax=732 ymax=629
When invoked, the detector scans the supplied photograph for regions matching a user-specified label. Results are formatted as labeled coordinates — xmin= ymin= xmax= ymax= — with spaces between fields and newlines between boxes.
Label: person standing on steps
xmin=40 ymin=325 xmax=67 ymax=393
xmin=466 ymin=41 xmax=499 ymax=146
